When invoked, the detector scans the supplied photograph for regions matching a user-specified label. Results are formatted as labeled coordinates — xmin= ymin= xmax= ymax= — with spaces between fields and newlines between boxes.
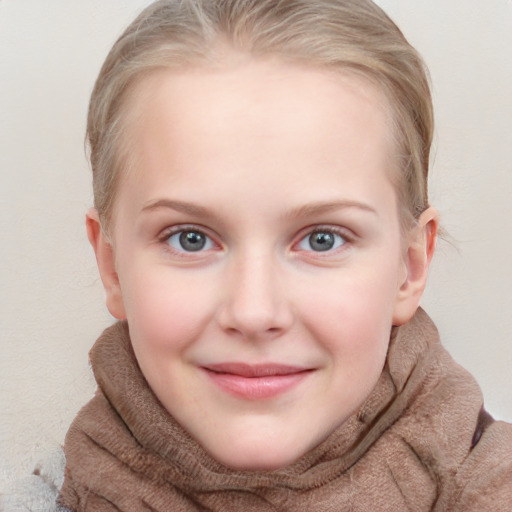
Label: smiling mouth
xmin=202 ymin=363 xmax=313 ymax=399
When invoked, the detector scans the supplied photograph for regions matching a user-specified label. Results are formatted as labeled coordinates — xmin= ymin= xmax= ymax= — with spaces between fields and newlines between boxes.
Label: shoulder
xmin=384 ymin=314 xmax=512 ymax=509
xmin=0 ymin=445 xmax=70 ymax=512
xmin=448 ymin=419 xmax=512 ymax=511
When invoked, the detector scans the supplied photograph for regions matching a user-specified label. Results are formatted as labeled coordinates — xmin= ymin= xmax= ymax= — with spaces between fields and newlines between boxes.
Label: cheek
xmin=299 ymin=264 xmax=399 ymax=335
xmin=120 ymin=266 xmax=217 ymax=353
xmin=295 ymin=265 xmax=398 ymax=384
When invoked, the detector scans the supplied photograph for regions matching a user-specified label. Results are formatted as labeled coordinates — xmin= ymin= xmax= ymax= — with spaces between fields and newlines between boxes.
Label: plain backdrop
xmin=1 ymin=0 xmax=511 ymax=484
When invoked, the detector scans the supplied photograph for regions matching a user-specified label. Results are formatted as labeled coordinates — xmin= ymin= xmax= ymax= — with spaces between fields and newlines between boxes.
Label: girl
xmin=3 ymin=0 xmax=511 ymax=510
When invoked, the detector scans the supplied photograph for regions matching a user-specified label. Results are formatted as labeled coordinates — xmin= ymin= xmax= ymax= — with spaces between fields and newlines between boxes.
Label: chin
xmin=220 ymin=452 xmax=298 ymax=472
xmin=205 ymin=436 xmax=307 ymax=472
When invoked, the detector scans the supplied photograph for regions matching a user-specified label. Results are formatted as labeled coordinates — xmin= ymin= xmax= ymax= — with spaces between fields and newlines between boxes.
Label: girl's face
xmin=92 ymin=59 xmax=432 ymax=470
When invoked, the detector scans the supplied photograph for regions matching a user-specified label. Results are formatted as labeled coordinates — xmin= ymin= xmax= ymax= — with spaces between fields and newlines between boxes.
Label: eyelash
xmin=157 ymin=224 xmax=353 ymax=257
xmin=293 ymin=225 xmax=353 ymax=256
xmin=158 ymin=225 xmax=220 ymax=257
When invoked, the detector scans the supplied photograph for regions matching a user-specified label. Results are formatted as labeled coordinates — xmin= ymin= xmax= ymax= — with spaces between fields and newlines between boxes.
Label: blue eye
xmin=167 ymin=230 xmax=214 ymax=252
xmin=298 ymin=230 xmax=346 ymax=252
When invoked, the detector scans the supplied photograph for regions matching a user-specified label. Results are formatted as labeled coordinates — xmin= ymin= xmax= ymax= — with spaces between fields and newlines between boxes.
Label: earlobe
xmin=86 ymin=209 xmax=127 ymax=320
xmin=392 ymin=207 xmax=439 ymax=326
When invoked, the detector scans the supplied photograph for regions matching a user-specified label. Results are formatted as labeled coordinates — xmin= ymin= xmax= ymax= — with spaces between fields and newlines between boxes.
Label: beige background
xmin=1 ymin=0 xmax=511 ymax=484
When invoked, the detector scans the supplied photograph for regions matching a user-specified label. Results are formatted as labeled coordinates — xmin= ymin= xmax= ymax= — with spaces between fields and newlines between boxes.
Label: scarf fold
xmin=59 ymin=309 xmax=493 ymax=511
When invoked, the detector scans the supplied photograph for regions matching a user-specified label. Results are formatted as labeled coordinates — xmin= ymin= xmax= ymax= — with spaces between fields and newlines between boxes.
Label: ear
xmin=86 ymin=209 xmax=126 ymax=319
xmin=392 ymin=206 xmax=439 ymax=326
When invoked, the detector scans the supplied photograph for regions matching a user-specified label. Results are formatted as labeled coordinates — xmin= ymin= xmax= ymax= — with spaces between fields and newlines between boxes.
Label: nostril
xmin=223 ymin=325 xmax=283 ymax=338
xmin=216 ymin=267 xmax=294 ymax=337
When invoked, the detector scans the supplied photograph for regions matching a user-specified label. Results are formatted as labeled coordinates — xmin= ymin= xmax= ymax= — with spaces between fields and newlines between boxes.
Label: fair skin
xmin=87 ymin=58 xmax=438 ymax=471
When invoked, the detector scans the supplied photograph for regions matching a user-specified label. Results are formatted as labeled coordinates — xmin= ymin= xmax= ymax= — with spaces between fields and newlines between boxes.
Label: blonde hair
xmin=88 ymin=0 xmax=433 ymax=233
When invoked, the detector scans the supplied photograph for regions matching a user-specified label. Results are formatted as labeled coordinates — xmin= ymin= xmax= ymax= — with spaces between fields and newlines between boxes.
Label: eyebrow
xmin=141 ymin=198 xmax=378 ymax=219
xmin=141 ymin=199 xmax=212 ymax=217
xmin=284 ymin=200 xmax=378 ymax=220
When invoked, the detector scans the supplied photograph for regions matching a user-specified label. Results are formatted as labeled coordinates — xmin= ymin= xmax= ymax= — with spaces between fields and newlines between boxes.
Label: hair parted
xmin=88 ymin=0 xmax=433 ymax=233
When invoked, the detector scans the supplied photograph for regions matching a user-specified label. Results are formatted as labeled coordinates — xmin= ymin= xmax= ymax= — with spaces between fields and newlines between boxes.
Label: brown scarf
xmin=59 ymin=309 xmax=510 ymax=511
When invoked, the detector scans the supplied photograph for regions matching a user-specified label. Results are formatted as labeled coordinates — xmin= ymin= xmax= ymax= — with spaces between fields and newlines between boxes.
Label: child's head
xmin=88 ymin=0 xmax=433 ymax=234
xmin=87 ymin=0 xmax=438 ymax=471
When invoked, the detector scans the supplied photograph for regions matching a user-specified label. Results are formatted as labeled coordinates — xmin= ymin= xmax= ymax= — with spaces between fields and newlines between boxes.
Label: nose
xmin=217 ymin=252 xmax=294 ymax=340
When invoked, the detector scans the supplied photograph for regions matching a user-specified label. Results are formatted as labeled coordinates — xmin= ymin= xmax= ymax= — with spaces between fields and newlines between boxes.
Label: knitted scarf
xmin=59 ymin=309 xmax=512 ymax=511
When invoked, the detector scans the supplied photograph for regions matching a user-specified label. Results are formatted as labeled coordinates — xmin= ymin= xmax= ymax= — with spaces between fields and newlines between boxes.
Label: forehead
xmin=123 ymin=59 xmax=395 ymax=171
xmin=113 ymin=59 xmax=398 ymax=224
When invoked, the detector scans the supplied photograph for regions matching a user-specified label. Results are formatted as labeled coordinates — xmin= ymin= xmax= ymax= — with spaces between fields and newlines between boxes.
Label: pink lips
xmin=202 ymin=363 xmax=312 ymax=400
